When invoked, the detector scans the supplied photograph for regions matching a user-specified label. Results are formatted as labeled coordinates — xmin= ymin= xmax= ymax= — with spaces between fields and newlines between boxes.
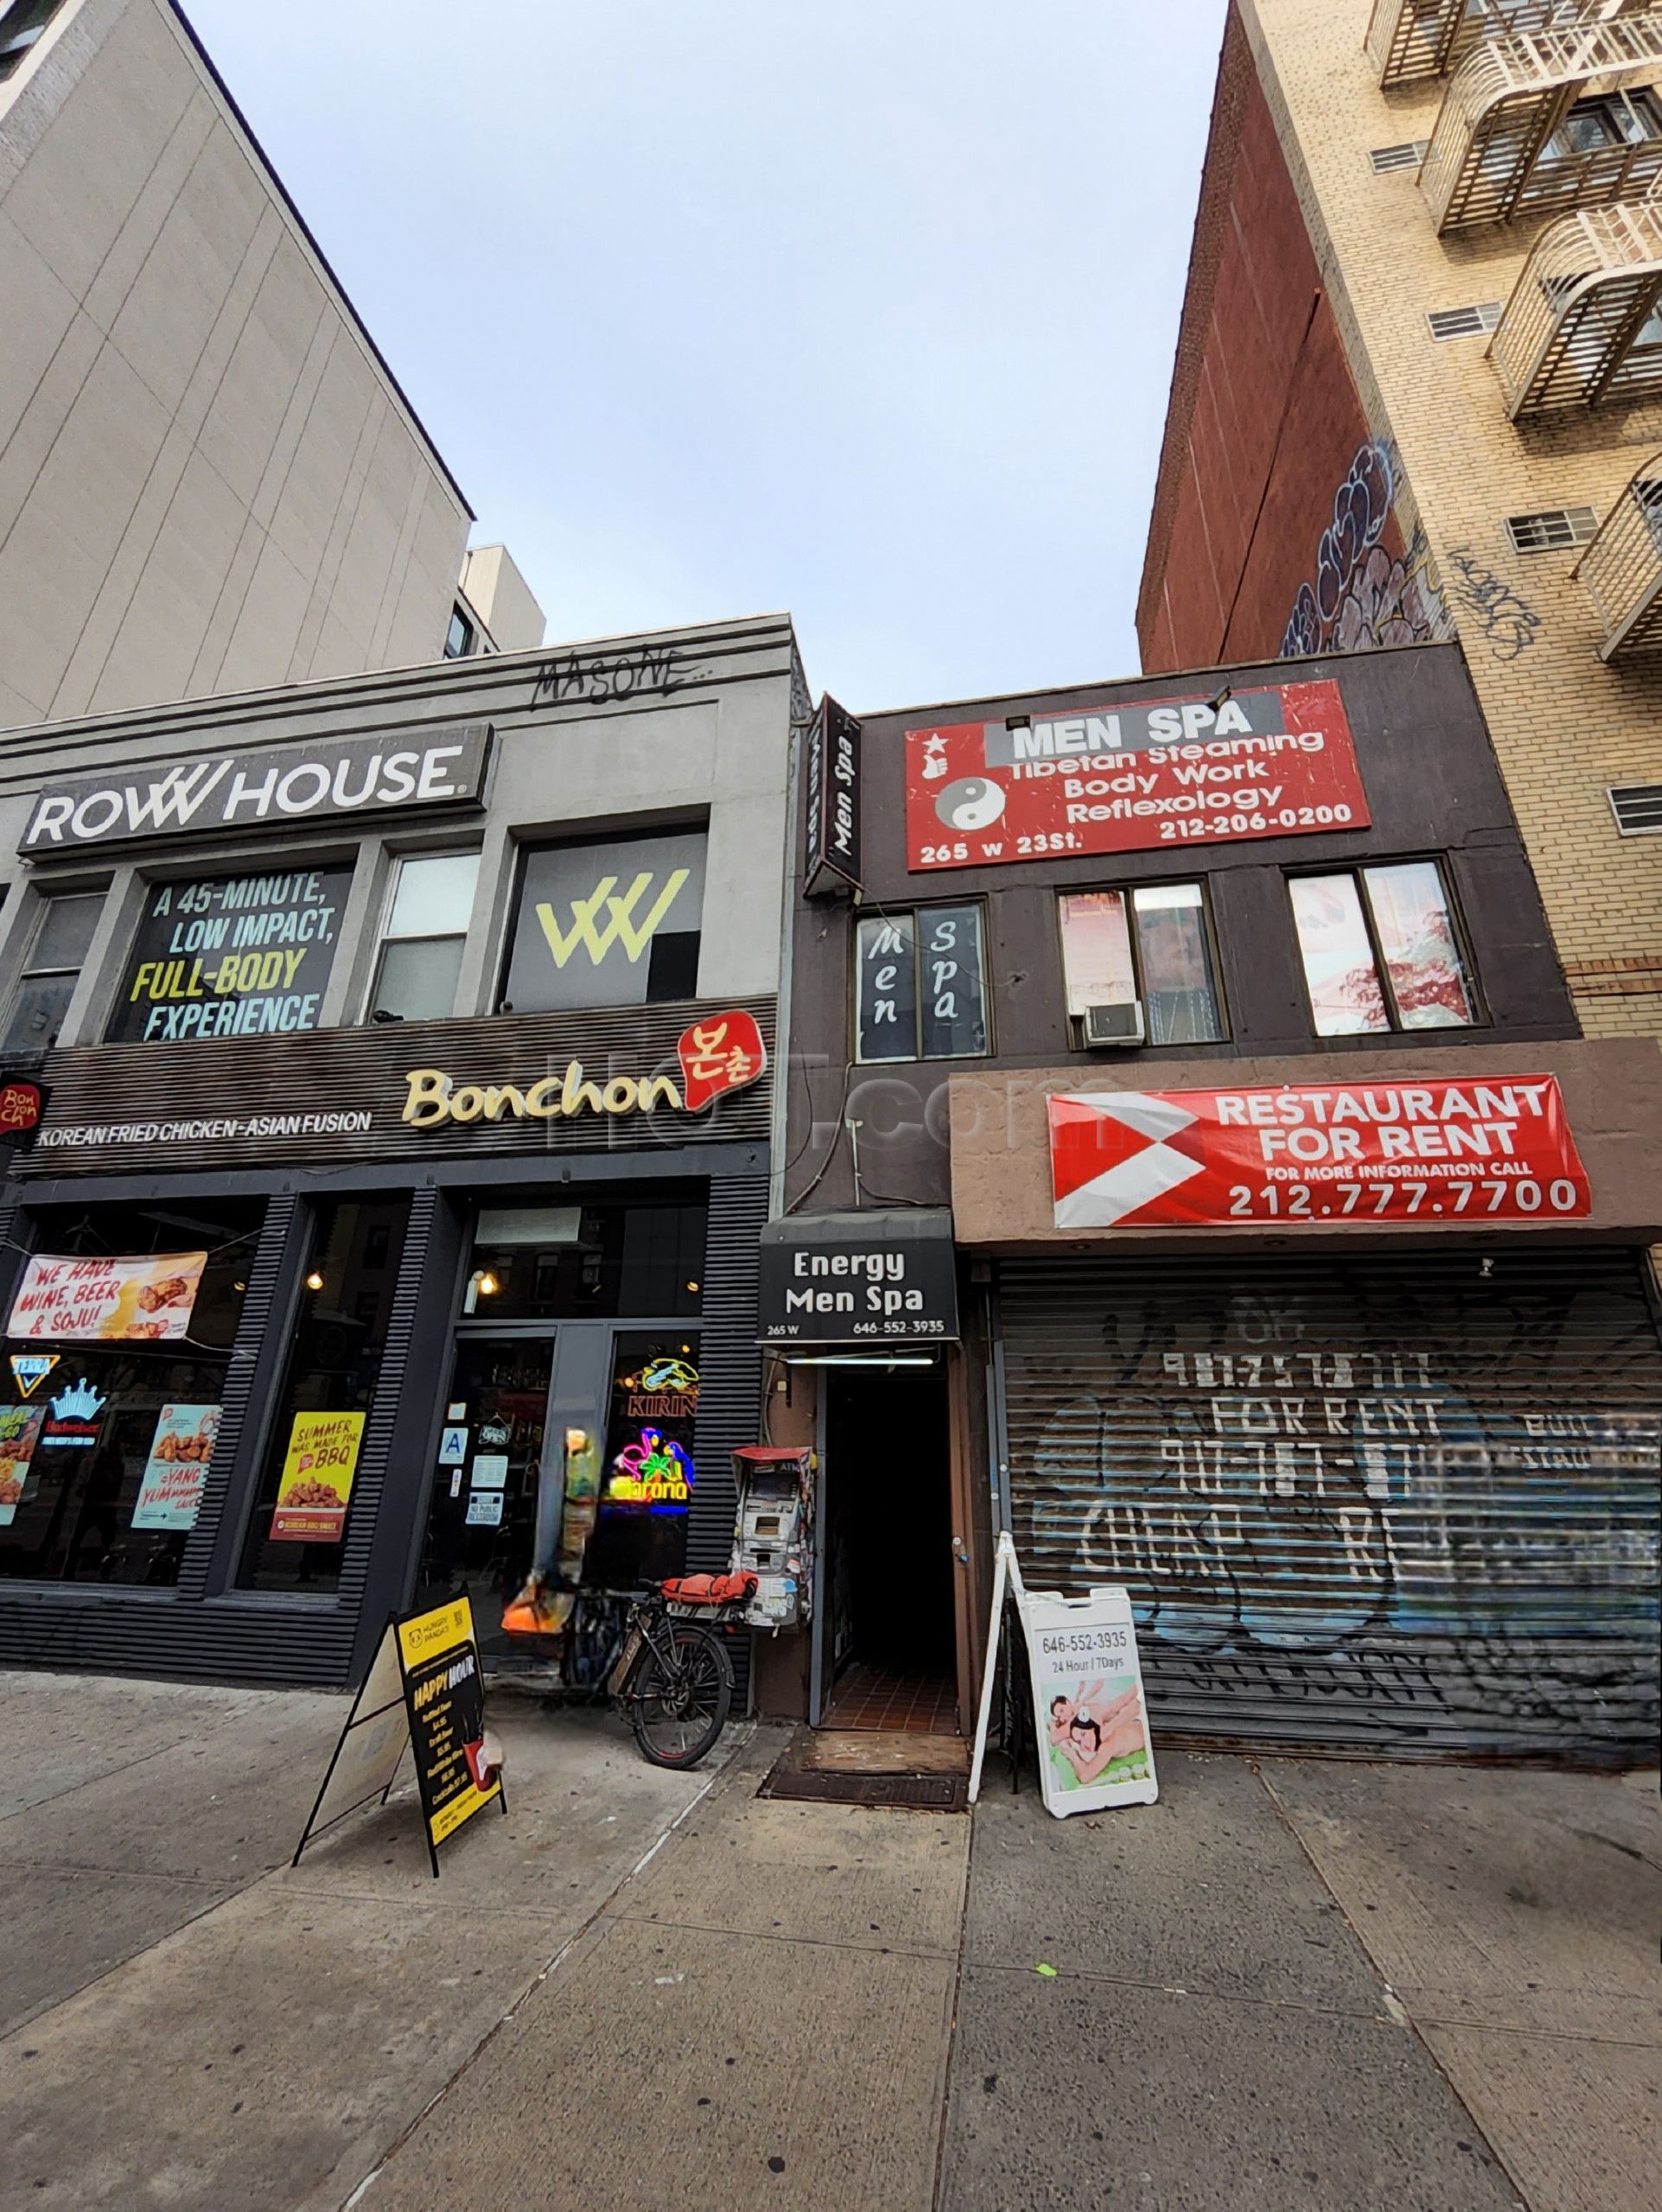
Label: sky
xmin=187 ymin=0 xmax=1228 ymax=712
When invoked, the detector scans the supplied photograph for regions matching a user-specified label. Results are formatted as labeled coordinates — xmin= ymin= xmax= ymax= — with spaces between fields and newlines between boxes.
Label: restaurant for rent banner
xmin=1048 ymin=1077 xmax=1592 ymax=1230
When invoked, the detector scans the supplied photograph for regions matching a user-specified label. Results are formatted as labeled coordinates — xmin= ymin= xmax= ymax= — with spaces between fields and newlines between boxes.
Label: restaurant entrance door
xmin=417 ymin=1334 xmax=552 ymax=1669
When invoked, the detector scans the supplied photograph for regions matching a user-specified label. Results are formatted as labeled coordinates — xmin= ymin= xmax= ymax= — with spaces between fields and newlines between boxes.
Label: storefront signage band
xmin=757 ymin=1213 xmax=960 ymax=1344
xmin=19 ymin=726 xmax=493 ymax=855
xmin=906 ymin=679 xmax=1368 ymax=874
xmin=16 ymin=999 xmax=775 ymax=1174
xmin=400 ymin=1010 xmax=767 ymax=1127
xmin=1049 ymin=1077 xmax=1593 ymax=1230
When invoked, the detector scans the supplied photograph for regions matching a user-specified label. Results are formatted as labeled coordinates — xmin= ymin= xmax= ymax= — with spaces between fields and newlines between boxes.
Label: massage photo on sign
xmin=1046 ymin=1675 xmax=1149 ymax=1789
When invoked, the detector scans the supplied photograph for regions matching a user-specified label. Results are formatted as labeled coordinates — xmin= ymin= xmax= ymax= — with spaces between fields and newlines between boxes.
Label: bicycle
xmin=559 ymin=1586 xmax=633 ymax=1700
xmin=608 ymin=1572 xmax=755 ymax=1769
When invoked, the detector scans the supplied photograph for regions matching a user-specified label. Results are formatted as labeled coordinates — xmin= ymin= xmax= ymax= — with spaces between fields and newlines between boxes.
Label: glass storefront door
xmin=417 ymin=1335 xmax=552 ymax=1666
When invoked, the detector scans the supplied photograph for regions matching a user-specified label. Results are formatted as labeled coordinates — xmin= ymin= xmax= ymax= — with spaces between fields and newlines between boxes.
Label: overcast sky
xmin=188 ymin=0 xmax=1226 ymax=711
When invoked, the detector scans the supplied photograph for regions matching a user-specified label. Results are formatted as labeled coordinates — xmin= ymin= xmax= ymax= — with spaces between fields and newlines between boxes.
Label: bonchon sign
xmin=907 ymin=680 xmax=1369 ymax=873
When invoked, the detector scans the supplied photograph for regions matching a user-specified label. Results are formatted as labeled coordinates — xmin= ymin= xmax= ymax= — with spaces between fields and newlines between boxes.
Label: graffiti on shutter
xmin=998 ymin=1253 xmax=1662 ymax=1760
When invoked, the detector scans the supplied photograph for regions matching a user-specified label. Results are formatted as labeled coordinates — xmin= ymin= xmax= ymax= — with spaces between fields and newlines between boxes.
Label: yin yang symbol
xmin=935 ymin=777 xmax=1007 ymax=832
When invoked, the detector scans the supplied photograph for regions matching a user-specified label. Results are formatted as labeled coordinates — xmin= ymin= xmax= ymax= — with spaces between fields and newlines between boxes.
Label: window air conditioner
xmin=1081 ymin=1001 xmax=1145 ymax=1049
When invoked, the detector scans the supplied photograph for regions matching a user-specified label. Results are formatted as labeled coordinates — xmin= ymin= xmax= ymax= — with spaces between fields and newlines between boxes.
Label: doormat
xmin=758 ymin=1739 xmax=968 ymax=1811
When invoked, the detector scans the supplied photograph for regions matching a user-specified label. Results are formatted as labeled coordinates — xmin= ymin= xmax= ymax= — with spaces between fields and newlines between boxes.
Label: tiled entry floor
xmin=824 ymin=1662 xmax=959 ymax=1735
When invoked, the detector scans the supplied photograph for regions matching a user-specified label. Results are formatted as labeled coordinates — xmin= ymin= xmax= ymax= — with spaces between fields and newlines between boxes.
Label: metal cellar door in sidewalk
xmin=997 ymin=1252 xmax=1662 ymax=1762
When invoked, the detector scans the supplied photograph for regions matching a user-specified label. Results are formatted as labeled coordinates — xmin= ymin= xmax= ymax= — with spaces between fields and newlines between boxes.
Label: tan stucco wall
xmin=0 ymin=0 xmax=470 ymax=728
xmin=1240 ymin=0 xmax=1662 ymax=1044
xmin=948 ymin=1038 xmax=1662 ymax=1249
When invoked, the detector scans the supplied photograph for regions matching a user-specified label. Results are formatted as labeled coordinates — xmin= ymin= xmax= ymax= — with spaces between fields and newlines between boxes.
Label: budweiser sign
xmin=1049 ymin=1077 xmax=1592 ymax=1230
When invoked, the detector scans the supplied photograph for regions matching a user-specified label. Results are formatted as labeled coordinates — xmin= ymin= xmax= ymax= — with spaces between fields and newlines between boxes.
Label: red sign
xmin=676 ymin=1009 xmax=767 ymax=1113
xmin=906 ymin=680 xmax=1369 ymax=873
xmin=0 ymin=1081 xmax=43 ymax=1138
xmin=1049 ymin=1077 xmax=1591 ymax=1230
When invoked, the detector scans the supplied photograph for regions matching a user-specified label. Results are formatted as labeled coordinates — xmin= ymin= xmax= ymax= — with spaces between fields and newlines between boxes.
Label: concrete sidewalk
xmin=0 ymin=1670 xmax=1656 ymax=2212
xmin=0 ymin=1671 xmax=755 ymax=2211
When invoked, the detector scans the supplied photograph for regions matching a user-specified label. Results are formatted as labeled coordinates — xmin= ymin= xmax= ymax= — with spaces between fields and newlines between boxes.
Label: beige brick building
xmin=1138 ymin=0 xmax=1662 ymax=1046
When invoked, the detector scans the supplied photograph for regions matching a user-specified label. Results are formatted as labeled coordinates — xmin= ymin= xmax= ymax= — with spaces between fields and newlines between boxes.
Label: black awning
xmin=757 ymin=1210 xmax=958 ymax=1345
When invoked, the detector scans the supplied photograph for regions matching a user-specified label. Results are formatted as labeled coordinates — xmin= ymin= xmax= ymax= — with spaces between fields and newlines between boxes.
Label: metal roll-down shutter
xmin=997 ymin=1250 xmax=1662 ymax=1762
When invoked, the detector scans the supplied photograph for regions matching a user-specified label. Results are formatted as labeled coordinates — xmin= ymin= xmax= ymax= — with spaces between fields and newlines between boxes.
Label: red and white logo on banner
xmin=1048 ymin=1078 xmax=1592 ymax=1230
xmin=676 ymin=1009 xmax=767 ymax=1113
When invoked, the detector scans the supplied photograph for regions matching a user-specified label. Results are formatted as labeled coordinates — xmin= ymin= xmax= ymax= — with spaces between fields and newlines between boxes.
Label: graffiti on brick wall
xmin=1443 ymin=545 xmax=1542 ymax=661
xmin=1280 ymin=441 xmax=1451 ymax=659
xmin=1015 ymin=1277 xmax=1661 ymax=1748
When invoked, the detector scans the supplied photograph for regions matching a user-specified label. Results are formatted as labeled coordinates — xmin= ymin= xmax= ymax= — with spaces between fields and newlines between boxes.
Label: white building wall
xmin=0 ymin=0 xmax=472 ymax=728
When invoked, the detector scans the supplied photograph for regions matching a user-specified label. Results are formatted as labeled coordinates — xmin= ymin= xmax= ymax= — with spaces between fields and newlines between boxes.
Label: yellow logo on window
xmin=535 ymin=869 xmax=691 ymax=967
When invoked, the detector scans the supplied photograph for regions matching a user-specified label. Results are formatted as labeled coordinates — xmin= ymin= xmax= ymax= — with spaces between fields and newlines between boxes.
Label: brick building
xmin=1137 ymin=0 xmax=1662 ymax=1049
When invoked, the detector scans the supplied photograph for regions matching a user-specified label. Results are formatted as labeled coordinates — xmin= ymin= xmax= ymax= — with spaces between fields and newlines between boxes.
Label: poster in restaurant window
xmin=271 ymin=1410 xmax=366 ymax=1542
xmin=8 ymin=1252 xmax=207 ymax=1342
xmin=905 ymin=680 xmax=1370 ymax=874
xmin=105 ymin=865 xmax=353 ymax=1044
xmin=0 ymin=1404 xmax=45 ymax=1527
xmin=131 ymin=1404 xmax=221 ymax=1531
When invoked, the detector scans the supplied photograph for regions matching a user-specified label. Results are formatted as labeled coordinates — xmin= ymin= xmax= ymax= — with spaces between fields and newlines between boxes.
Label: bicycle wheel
xmin=629 ymin=1623 xmax=733 ymax=1769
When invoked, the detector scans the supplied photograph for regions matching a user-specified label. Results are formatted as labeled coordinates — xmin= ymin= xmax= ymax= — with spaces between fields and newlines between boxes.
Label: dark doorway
xmin=821 ymin=1361 xmax=958 ymax=1733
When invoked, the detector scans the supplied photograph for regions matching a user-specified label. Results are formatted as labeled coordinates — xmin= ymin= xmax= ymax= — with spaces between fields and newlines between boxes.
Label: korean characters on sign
xmin=1049 ymin=1078 xmax=1594 ymax=1230
xmin=907 ymin=681 xmax=1370 ymax=872
xmin=676 ymin=1009 xmax=767 ymax=1112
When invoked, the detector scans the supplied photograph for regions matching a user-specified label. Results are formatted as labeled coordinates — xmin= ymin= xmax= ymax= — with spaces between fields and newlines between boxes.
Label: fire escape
xmin=1367 ymin=2 xmax=1662 ymax=653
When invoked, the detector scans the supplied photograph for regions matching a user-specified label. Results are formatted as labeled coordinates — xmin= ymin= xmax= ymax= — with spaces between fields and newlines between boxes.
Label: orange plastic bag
xmin=501 ymin=1571 xmax=574 ymax=1637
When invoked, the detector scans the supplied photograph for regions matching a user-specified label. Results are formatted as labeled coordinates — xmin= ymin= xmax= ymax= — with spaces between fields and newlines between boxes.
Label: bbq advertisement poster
xmin=906 ymin=680 xmax=1369 ymax=873
xmin=271 ymin=1409 xmax=366 ymax=1541
xmin=7 ymin=1252 xmax=207 ymax=1342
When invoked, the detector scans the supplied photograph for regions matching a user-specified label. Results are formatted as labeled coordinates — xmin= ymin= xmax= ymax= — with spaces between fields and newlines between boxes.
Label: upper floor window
xmin=444 ymin=605 xmax=477 ymax=658
xmin=1058 ymin=883 xmax=1226 ymax=1046
xmin=105 ymin=867 xmax=352 ymax=1044
xmin=368 ymin=852 xmax=479 ymax=1022
xmin=855 ymin=903 xmax=988 ymax=1062
xmin=500 ymin=830 xmax=705 ymax=1014
xmin=1289 ymin=862 xmax=1477 ymax=1037
xmin=3 ymin=891 xmax=103 ymax=1051
xmin=0 ymin=1 xmax=67 ymax=81
xmin=1543 ymin=90 xmax=1662 ymax=162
